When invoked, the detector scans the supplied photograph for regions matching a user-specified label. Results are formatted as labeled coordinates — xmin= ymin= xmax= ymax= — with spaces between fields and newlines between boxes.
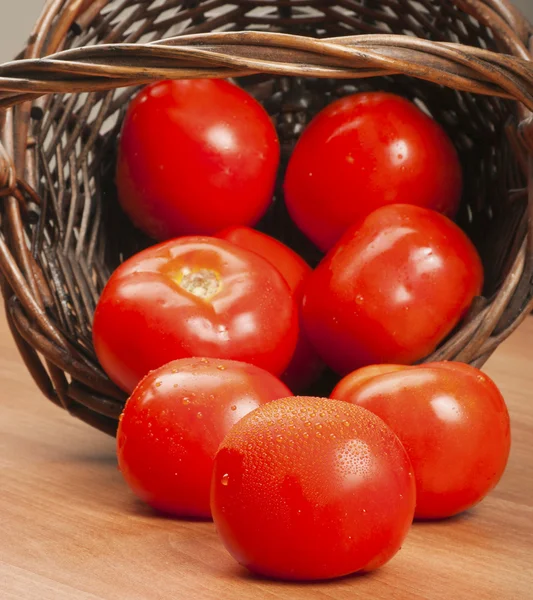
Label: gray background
xmin=0 ymin=1 xmax=532 ymax=61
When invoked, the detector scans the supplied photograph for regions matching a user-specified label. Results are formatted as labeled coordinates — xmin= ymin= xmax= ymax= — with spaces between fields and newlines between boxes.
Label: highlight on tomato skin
xmin=284 ymin=91 xmax=463 ymax=252
xmin=116 ymin=79 xmax=280 ymax=241
xmin=116 ymin=357 xmax=292 ymax=519
xmin=331 ymin=361 xmax=511 ymax=519
xmin=92 ymin=236 xmax=298 ymax=393
xmin=211 ymin=396 xmax=416 ymax=581
xmin=301 ymin=204 xmax=484 ymax=376
xmin=215 ymin=225 xmax=325 ymax=391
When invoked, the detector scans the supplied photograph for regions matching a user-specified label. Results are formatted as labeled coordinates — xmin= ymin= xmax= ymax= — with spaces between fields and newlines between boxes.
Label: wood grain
xmin=1 ymin=310 xmax=532 ymax=600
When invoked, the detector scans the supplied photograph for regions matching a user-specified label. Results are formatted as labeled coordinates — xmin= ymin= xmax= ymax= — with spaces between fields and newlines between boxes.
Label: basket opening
xmin=32 ymin=0 xmax=527 ymax=356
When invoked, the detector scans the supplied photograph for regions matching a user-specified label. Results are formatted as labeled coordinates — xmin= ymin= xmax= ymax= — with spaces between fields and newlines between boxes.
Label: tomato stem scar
xmin=174 ymin=268 xmax=222 ymax=300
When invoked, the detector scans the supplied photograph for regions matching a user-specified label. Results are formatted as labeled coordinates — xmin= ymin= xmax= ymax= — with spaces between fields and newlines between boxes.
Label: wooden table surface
xmin=1 ymin=311 xmax=532 ymax=600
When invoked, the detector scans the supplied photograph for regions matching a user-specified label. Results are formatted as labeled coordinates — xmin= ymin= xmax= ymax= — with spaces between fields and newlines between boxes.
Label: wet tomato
xmin=211 ymin=397 xmax=415 ymax=580
xmin=117 ymin=357 xmax=290 ymax=518
xmin=93 ymin=237 xmax=297 ymax=392
xmin=332 ymin=361 xmax=511 ymax=519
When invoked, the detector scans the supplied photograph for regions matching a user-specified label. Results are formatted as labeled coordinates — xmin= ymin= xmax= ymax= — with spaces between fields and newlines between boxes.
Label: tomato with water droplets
xmin=117 ymin=357 xmax=291 ymax=518
xmin=93 ymin=237 xmax=298 ymax=392
xmin=211 ymin=396 xmax=415 ymax=580
xmin=331 ymin=361 xmax=511 ymax=519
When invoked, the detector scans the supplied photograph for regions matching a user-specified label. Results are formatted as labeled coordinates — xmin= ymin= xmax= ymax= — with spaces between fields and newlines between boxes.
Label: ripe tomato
xmin=93 ymin=237 xmax=298 ymax=392
xmin=302 ymin=204 xmax=483 ymax=375
xmin=284 ymin=92 xmax=462 ymax=251
xmin=216 ymin=226 xmax=324 ymax=391
xmin=117 ymin=357 xmax=290 ymax=518
xmin=216 ymin=226 xmax=311 ymax=299
xmin=211 ymin=397 xmax=415 ymax=580
xmin=332 ymin=362 xmax=511 ymax=519
xmin=116 ymin=79 xmax=279 ymax=240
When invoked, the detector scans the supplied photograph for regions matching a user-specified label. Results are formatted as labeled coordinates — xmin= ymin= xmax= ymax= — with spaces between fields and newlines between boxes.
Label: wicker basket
xmin=0 ymin=0 xmax=532 ymax=435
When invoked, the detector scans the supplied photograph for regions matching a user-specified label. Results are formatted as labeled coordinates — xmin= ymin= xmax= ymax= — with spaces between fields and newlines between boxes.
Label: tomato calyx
xmin=173 ymin=267 xmax=222 ymax=300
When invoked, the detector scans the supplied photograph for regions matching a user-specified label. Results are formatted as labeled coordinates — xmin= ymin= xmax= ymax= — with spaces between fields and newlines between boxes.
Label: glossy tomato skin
xmin=93 ymin=237 xmax=298 ymax=393
xmin=116 ymin=79 xmax=279 ymax=240
xmin=211 ymin=397 xmax=416 ymax=581
xmin=284 ymin=92 xmax=462 ymax=251
xmin=216 ymin=226 xmax=324 ymax=391
xmin=332 ymin=362 xmax=511 ymax=519
xmin=117 ymin=357 xmax=291 ymax=518
xmin=302 ymin=204 xmax=483 ymax=375
xmin=216 ymin=226 xmax=311 ymax=299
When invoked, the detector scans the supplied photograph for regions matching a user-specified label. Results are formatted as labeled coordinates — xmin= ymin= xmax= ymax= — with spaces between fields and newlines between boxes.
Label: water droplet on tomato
xmin=221 ymin=474 xmax=230 ymax=486
xmin=183 ymin=398 xmax=191 ymax=406
xmin=197 ymin=412 xmax=203 ymax=419
xmin=231 ymin=405 xmax=237 ymax=411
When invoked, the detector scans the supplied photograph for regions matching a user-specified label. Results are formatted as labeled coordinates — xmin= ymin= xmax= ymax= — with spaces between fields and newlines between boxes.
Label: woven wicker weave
xmin=0 ymin=0 xmax=532 ymax=435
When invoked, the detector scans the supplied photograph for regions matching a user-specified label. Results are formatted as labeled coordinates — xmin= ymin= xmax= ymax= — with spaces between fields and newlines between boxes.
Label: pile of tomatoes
xmin=94 ymin=78 xmax=511 ymax=581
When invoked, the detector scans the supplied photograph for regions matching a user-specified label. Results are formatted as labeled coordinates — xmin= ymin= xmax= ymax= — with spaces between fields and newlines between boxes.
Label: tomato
xmin=302 ymin=204 xmax=483 ymax=375
xmin=216 ymin=226 xmax=311 ymax=299
xmin=211 ymin=397 xmax=416 ymax=581
xmin=331 ymin=362 xmax=511 ymax=519
xmin=116 ymin=79 xmax=279 ymax=240
xmin=117 ymin=357 xmax=290 ymax=518
xmin=216 ymin=226 xmax=324 ymax=391
xmin=93 ymin=237 xmax=298 ymax=393
xmin=284 ymin=92 xmax=462 ymax=251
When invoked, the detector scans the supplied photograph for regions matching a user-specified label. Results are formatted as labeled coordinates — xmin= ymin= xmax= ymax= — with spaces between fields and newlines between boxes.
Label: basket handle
xmin=0 ymin=32 xmax=532 ymax=110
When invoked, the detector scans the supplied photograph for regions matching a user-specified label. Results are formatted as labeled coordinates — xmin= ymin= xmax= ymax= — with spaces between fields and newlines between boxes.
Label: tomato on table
xmin=284 ymin=92 xmax=463 ymax=251
xmin=116 ymin=79 xmax=280 ymax=240
xmin=211 ymin=396 xmax=416 ymax=581
xmin=93 ymin=237 xmax=298 ymax=393
xmin=117 ymin=357 xmax=290 ymax=518
xmin=302 ymin=204 xmax=483 ymax=375
xmin=332 ymin=361 xmax=511 ymax=519
xmin=216 ymin=226 xmax=324 ymax=391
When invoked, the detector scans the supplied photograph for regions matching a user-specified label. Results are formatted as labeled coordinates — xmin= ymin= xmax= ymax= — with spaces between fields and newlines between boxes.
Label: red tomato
xmin=211 ymin=397 xmax=415 ymax=580
xmin=216 ymin=226 xmax=311 ymax=299
xmin=117 ymin=357 xmax=290 ymax=518
xmin=216 ymin=226 xmax=324 ymax=391
xmin=93 ymin=237 xmax=297 ymax=392
xmin=116 ymin=79 xmax=279 ymax=240
xmin=302 ymin=204 xmax=483 ymax=375
xmin=284 ymin=92 xmax=462 ymax=251
xmin=331 ymin=362 xmax=511 ymax=519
